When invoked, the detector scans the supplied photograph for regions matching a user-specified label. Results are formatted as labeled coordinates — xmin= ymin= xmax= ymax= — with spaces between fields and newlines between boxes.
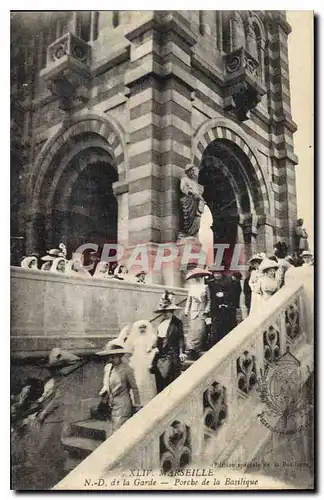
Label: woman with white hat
xmin=20 ymin=256 xmax=38 ymax=270
xmin=125 ymin=320 xmax=157 ymax=406
xmin=50 ymin=257 xmax=67 ymax=274
xmin=301 ymin=250 xmax=314 ymax=266
xmin=258 ymin=259 xmax=279 ymax=303
xmin=184 ymin=267 xmax=212 ymax=360
xmin=93 ymin=261 xmax=109 ymax=278
xmin=40 ymin=248 xmax=62 ymax=271
xmin=96 ymin=342 xmax=141 ymax=433
xmin=248 ymin=254 xmax=264 ymax=314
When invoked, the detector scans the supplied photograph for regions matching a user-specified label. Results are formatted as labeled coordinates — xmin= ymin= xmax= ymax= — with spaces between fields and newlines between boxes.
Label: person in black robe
xmin=208 ymin=271 xmax=235 ymax=346
xmin=150 ymin=293 xmax=186 ymax=393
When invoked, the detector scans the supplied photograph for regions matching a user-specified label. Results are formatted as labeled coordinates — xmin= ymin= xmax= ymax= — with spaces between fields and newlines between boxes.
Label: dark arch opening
xmin=52 ymin=160 xmax=118 ymax=260
xmin=34 ymin=133 xmax=118 ymax=259
xmin=198 ymin=138 xmax=259 ymax=269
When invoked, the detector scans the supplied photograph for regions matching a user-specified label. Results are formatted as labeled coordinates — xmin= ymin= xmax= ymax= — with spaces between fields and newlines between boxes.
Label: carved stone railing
xmin=40 ymin=32 xmax=92 ymax=111
xmin=223 ymin=47 xmax=266 ymax=121
xmin=55 ymin=278 xmax=313 ymax=489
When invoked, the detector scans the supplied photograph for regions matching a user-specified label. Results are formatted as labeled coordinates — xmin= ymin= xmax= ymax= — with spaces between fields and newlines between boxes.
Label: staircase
xmin=63 ymin=418 xmax=112 ymax=473
xmin=55 ymin=279 xmax=314 ymax=490
xmin=62 ymin=351 xmax=205 ymax=473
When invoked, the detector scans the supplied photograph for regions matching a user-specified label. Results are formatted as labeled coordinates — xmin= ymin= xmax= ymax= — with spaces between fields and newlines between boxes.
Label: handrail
xmin=55 ymin=280 xmax=310 ymax=489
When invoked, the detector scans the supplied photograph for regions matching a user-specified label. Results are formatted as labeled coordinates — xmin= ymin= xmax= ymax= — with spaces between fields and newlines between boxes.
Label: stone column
xmin=265 ymin=13 xmax=298 ymax=252
xmin=123 ymin=12 xmax=198 ymax=285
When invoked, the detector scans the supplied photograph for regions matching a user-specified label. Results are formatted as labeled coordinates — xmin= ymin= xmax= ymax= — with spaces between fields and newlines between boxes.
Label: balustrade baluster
xmin=279 ymin=309 xmax=287 ymax=354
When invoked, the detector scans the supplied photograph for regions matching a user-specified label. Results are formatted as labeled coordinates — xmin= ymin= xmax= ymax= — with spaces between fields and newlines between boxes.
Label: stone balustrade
xmin=10 ymin=266 xmax=187 ymax=358
xmin=55 ymin=277 xmax=313 ymax=490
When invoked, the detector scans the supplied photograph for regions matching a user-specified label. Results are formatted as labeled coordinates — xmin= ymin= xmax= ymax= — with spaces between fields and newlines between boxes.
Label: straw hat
xmin=154 ymin=291 xmax=182 ymax=313
xmin=259 ymin=258 xmax=279 ymax=272
xmin=41 ymin=254 xmax=56 ymax=261
xmin=95 ymin=341 xmax=128 ymax=356
xmin=247 ymin=253 xmax=264 ymax=264
xmin=185 ymin=267 xmax=213 ymax=280
xmin=45 ymin=348 xmax=81 ymax=368
xmin=301 ymin=250 xmax=313 ymax=258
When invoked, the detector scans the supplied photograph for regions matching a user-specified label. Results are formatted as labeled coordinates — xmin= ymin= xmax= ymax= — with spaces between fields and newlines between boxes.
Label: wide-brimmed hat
xmin=185 ymin=268 xmax=213 ymax=280
xmin=154 ymin=291 xmax=182 ymax=313
xmin=259 ymin=258 xmax=279 ymax=272
xmin=135 ymin=271 xmax=146 ymax=277
xmin=247 ymin=253 xmax=264 ymax=264
xmin=184 ymin=163 xmax=195 ymax=172
xmin=45 ymin=348 xmax=81 ymax=369
xmin=41 ymin=254 xmax=56 ymax=261
xmin=301 ymin=250 xmax=313 ymax=258
xmin=95 ymin=341 xmax=128 ymax=356
xmin=48 ymin=248 xmax=63 ymax=257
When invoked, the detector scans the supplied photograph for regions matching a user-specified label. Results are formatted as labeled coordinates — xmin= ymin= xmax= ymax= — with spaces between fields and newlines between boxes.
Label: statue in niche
xmin=178 ymin=164 xmax=205 ymax=239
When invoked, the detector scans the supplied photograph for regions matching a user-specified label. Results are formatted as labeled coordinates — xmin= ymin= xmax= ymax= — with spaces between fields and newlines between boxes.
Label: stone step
xmin=62 ymin=436 xmax=101 ymax=460
xmin=70 ymin=419 xmax=111 ymax=441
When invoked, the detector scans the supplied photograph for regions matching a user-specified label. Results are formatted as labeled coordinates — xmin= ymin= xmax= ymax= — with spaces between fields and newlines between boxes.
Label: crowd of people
xmin=11 ymin=236 xmax=314 ymax=489
xmin=20 ymin=243 xmax=148 ymax=284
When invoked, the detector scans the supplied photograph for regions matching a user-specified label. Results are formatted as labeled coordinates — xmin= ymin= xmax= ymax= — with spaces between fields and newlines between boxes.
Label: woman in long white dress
xmin=184 ymin=268 xmax=212 ymax=359
xmin=125 ymin=320 xmax=157 ymax=406
xmin=258 ymin=259 xmax=279 ymax=303
xmin=248 ymin=254 xmax=264 ymax=314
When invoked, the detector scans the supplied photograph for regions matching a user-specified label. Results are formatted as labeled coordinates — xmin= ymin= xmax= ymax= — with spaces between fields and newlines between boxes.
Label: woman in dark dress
xmin=150 ymin=292 xmax=186 ymax=393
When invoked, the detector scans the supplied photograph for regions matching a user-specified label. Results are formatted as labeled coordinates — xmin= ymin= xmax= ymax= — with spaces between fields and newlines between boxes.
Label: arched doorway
xmin=198 ymin=138 xmax=260 ymax=270
xmin=26 ymin=115 xmax=126 ymax=257
xmin=58 ymin=160 xmax=118 ymax=259
xmin=30 ymin=132 xmax=119 ymax=261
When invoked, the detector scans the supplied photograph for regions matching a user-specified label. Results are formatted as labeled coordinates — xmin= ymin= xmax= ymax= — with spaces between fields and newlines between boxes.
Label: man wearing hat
xmin=208 ymin=269 xmax=236 ymax=346
xmin=150 ymin=292 xmax=186 ymax=393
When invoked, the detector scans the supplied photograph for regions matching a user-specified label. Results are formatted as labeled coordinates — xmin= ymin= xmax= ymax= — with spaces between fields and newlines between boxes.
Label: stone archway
xmin=192 ymin=119 xmax=273 ymax=216
xmin=195 ymin=130 xmax=273 ymax=267
xmin=26 ymin=115 xmax=125 ymax=255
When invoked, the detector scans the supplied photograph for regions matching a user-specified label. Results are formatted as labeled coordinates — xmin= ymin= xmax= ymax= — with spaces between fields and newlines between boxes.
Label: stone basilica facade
xmin=11 ymin=11 xmax=298 ymax=281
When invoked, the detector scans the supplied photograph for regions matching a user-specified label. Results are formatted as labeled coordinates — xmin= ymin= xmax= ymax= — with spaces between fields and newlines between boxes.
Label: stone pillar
xmin=256 ymin=214 xmax=275 ymax=254
xmin=113 ymin=180 xmax=129 ymax=249
xmin=124 ymin=12 xmax=198 ymax=285
xmin=265 ymin=13 xmax=298 ymax=251
xmin=124 ymin=16 xmax=164 ymax=254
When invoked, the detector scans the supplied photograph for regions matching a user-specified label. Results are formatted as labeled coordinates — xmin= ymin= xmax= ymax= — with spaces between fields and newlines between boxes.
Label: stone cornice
xmin=112 ymin=180 xmax=129 ymax=196
xmin=191 ymin=51 xmax=224 ymax=87
xmin=272 ymin=112 xmax=298 ymax=134
xmin=91 ymin=43 xmax=130 ymax=77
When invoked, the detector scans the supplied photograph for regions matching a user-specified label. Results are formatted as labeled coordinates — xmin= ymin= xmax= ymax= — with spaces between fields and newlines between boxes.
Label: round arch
xmin=28 ymin=112 xmax=126 ymax=213
xmin=26 ymin=113 xmax=126 ymax=254
xmin=192 ymin=118 xmax=273 ymax=216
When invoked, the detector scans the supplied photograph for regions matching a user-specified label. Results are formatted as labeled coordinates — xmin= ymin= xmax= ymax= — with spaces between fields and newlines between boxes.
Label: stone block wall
xmin=11 ymin=267 xmax=187 ymax=359
xmin=12 ymin=11 xmax=299 ymax=268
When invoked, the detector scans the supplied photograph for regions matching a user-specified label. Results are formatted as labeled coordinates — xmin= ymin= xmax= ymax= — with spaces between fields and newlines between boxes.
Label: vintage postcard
xmin=10 ymin=10 xmax=314 ymax=491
